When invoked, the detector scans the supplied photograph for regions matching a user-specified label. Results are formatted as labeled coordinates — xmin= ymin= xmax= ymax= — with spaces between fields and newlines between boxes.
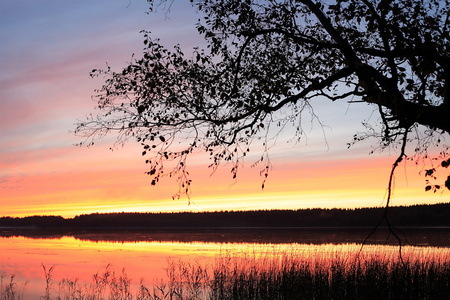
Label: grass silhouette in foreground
xmin=2 ymin=245 xmax=449 ymax=299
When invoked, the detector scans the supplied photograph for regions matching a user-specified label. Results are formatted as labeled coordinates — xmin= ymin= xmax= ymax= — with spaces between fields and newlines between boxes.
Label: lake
xmin=1 ymin=228 xmax=449 ymax=298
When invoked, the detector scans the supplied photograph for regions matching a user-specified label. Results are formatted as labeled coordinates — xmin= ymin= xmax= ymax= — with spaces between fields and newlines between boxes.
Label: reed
xmin=0 ymin=273 xmax=28 ymax=300
xmin=1 ymin=244 xmax=449 ymax=299
xmin=209 ymin=245 xmax=450 ymax=299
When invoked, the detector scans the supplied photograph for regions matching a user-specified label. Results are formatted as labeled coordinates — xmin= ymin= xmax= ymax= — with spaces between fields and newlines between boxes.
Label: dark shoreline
xmin=1 ymin=203 xmax=449 ymax=246
xmin=2 ymin=202 xmax=450 ymax=228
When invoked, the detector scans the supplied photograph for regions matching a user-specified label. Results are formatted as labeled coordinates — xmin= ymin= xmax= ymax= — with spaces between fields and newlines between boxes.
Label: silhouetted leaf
xmin=425 ymin=169 xmax=435 ymax=177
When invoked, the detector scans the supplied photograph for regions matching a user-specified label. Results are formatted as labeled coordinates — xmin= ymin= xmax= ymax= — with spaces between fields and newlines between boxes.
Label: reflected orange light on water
xmin=1 ymin=237 xmax=213 ymax=278
xmin=2 ymin=234 xmax=450 ymax=298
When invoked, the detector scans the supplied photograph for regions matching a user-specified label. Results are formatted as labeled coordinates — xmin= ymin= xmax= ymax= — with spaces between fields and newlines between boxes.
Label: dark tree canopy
xmin=76 ymin=0 xmax=450 ymax=200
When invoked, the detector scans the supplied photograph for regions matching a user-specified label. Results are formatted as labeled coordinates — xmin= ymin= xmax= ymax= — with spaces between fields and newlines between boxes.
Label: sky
xmin=1 ymin=0 xmax=448 ymax=218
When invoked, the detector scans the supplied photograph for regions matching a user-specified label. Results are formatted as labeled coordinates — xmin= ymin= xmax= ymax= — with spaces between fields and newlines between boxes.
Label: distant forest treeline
xmin=1 ymin=203 xmax=450 ymax=229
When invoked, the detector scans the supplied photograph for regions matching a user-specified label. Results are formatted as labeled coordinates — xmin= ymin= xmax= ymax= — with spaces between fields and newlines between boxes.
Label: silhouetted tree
xmin=76 ymin=0 xmax=450 ymax=202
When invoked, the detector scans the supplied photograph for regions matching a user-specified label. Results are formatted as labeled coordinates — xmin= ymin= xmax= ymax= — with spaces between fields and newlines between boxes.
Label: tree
xmin=75 ymin=0 xmax=450 ymax=204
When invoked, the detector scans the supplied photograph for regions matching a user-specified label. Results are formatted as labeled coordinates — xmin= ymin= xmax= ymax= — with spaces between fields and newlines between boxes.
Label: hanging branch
xmin=360 ymin=126 xmax=411 ymax=263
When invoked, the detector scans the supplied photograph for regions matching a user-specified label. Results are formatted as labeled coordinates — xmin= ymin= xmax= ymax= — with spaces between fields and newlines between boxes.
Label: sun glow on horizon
xmin=1 ymin=141 xmax=447 ymax=218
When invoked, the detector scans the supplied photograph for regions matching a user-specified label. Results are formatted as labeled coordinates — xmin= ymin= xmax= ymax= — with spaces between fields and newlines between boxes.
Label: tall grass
xmin=1 ymin=244 xmax=449 ymax=299
xmin=0 ymin=273 xmax=28 ymax=300
xmin=209 ymin=245 xmax=450 ymax=299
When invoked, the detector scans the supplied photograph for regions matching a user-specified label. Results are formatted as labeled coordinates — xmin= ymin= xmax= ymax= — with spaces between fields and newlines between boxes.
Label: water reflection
xmin=1 ymin=228 xmax=449 ymax=298
xmin=1 ymin=227 xmax=450 ymax=246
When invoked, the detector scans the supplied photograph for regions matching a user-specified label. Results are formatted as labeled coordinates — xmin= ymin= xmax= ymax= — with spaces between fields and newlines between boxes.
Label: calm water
xmin=1 ymin=228 xmax=449 ymax=298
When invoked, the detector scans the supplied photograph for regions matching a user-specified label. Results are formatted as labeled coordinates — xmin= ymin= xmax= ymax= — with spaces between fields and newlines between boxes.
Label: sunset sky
xmin=1 ymin=0 xmax=448 ymax=218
